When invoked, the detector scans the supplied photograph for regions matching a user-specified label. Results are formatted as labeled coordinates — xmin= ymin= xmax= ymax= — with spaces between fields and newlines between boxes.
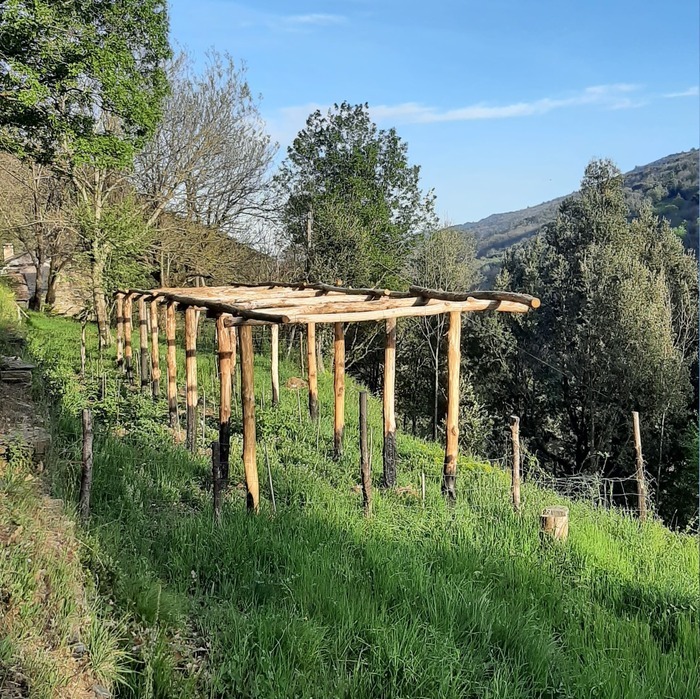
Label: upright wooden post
xmin=123 ymin=294 xmax=134 ymax=384
xmin=333 ymin=322 xmax=345 ymax=459
xmin=80 ymin=320 xmax=87 ymax=378
xmin=115 ymin=292 xmax=124 ymax=370
xmin=307 ymin=322 xmax=318 ymax=420
xmin=382 ymin=318 xmax=397 ymax=488
xmin=217 ymin=314 xmax=233 ymax=482
xmin=185 ymin=306 xmax=198 ymax=452
xmin=510 ymin=415 xmax=521 ymax=513
xmin=270 ymin=324 xmax=280 ymax=407
xmin=359 ymin=391 xmax=371 ymax=515
xmin=165 ymin=302 xmax=178 ymax=429
xmin=442 ymin=311 xmax=461 ymax=501
xmin=212 ymin=441 xmax=222 ymax=525
xmin=79 ymin=408 xmax=93 ymax=521
xmin=138 ymin=296 xmax=149 ymax=393
xmin=632 ymin=411 xmax=647 ymax=521
xmin=239 ymin=325 xmax=259 ymax=512
xmin=149 ymin=299 xmax=161 ymax=399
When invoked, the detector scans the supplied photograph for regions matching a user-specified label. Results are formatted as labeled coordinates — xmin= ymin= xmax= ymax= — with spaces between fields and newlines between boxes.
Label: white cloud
xmin=282 ymin=14 xmax=346 ymax=27
xmin=664 ymin=86 xmax=699 ymax=98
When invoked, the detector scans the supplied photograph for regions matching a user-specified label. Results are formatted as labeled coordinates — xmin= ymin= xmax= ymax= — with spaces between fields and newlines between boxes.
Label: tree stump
xmin=540 ymin=506 xmax=569 ymax=541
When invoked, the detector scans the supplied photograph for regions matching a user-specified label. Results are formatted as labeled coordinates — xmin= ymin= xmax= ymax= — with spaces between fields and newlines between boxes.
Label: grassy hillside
xmin=15 ymin=312 xmax=700 ymax=697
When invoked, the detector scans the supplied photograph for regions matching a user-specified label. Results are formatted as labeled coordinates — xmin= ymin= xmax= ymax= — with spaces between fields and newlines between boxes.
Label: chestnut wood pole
xmin=138 ymin=296 xmax=149 ymax=393
xmin=382 ymin=318 xmax=397 ymax=488
xmin=185 ymin=306 xmax=198 ymax=452
xmin=359 ymin=391 xmax=371 ymax=515
xmin=333 ymin=322 xmax=345 ymax=459
xmin=270 ymin=324 xmax=280 ymax=407
xmin=510 ymin=415 xmax=521 ymax=513
xmin=632 ymin=411 xmax=647 ymax=521
xmin=307 ymin=322 xmax=319 ymax=420
xmin=165 ymin=302 xmax=179 ymax=429
xmin=123 ymin=295 xmax=134 ymax=384
xmin=115 ymin=292 xmax=125 ymax=370
xmin=442 ymin=311 xmax=461 ymax=501
xmin=239 ymin=325 xmax=260 ymax=512
xmin=217 ymin=314 xmax=233 ymax=482
xmin=149 ymin=299 xmax=161 ymax=399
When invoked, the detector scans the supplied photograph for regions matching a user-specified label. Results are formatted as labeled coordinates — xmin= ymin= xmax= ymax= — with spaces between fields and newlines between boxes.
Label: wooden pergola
xmin=113 ymin=282 xmax=540 ymax=512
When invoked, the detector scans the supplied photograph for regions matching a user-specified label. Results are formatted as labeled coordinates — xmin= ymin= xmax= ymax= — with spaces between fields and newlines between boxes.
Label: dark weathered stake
xmin=382 ymin=317 xmax=397 ymax=487
xmin=79 ymin=408 xmax=93 ymax=521
xmin=510 ymin=415 xmax=521 ymax=513
xmin=442 ymin=311 xmax=461 ymax=501
xmin=360 ymin=391 xmax=371 ymax=515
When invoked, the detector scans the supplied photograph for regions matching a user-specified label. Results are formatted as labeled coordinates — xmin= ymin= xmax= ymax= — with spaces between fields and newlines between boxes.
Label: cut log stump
xmin=540 ymin=506 xmax=569 ymax=542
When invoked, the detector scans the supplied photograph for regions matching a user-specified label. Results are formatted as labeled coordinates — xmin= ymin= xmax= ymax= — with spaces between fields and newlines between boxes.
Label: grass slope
xmin=24 ymin=313 xmax=700 ymax=698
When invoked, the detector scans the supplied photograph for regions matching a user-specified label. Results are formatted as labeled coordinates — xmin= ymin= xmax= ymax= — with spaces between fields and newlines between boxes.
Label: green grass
xmin=23 ymin=312 xmax=700 ymax=698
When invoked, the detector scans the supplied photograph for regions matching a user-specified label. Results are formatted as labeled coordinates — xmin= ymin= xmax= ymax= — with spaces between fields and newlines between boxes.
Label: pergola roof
xmin=118 ymin=282 xmax=540 ymax=325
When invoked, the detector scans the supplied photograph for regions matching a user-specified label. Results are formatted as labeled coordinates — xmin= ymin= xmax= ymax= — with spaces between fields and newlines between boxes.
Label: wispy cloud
xmin=282 ymin=13 xmax=346 ymax=27
xmin=664 ymin=86 xmax=699 ymax=98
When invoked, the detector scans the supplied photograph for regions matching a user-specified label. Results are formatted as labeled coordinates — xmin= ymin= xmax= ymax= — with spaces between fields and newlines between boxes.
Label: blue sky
xmin=168 ymin=0 xmax=699 ymax=223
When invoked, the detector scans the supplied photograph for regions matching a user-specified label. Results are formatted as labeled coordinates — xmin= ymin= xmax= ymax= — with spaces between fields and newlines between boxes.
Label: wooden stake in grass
xmin=212 ymin=441 xmax=222 ymax=525
xmin=333 ymin=321 xmax=345 ymax=459
xmin=165 ymin=302 xmax=179 ymax=430
xmin=359 ymin=391 xmax=371 ymax=515
xmin=138 ymin=296 xmax=149 ymax=393
xmin=265 ymin=442 xmax=277 ymax=514
xmin=239 ymin=325 xmax=259 ymax=513
xmin=510 ymin=415 xmax=521 ymax=513
xmin=123 ymin=294 xmax=134 ymax=384
xmin=632 ymin=411 xmax=647 ymax=521
xmin=79 ymin=408 xmax=93 ymax=521
xmin=185 ymin=306 xmax=198 ymax=453
xmin=382 ymin=317 xmax=397 ymax=488
xmin=149 ymin=299 xmax=161 ymax=399
xmin=307 ymin=322 xmax=319 ymax=420
xmin=217 ymin=314 xmax=233 ymax=482
xmin=442 ymin=311 xmax=461 ymax=502
xmin=80 ymin=320 xmax=87 ymax=379
xmin=115 ymin=292 xmax=124 ymax=370
xmin=271 ymin=324 xmax=280 ymax=407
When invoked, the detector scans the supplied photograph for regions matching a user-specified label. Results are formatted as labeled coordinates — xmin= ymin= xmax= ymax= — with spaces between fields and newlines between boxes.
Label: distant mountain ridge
xmin=456 ymin=150 xmax=698 ymax=271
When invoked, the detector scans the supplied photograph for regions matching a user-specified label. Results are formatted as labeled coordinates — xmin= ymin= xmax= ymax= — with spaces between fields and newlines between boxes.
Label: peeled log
xmin=540 ymin=506 xmax=569 ymax=541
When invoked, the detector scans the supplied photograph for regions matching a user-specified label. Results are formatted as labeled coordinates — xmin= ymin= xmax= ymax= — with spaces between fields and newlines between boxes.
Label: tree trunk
xmin=45 ymin=258 xmax=60 ymax=306
xmin=91 ymin=250 xmax=111 ymax=348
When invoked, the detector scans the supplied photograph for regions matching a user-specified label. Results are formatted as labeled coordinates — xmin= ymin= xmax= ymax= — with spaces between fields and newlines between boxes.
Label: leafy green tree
xmin=0 ymin=0 xmax=170 ymax=344
xmin=276 ymin=102 xmax=437 ymax=288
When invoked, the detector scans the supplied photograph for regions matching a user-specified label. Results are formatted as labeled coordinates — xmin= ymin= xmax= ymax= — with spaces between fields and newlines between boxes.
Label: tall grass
xmin=26 ymin=313 xmax=699 ymax=698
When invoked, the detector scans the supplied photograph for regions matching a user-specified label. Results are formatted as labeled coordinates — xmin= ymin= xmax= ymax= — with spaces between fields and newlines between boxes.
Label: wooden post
xmin=217 ymin=314 xmax=232 ymax=482
xmin=442 ymin=311 xmax=461 ymax=501
xmin=80 ymin=320 xmax=87 ymax=378
xmin=333 ymin=322 xmax=345 ymax=459
xmin=115 ymin=292 xmax=124 ymax=370
xmin=270 ymin=324 xmax=280 ymax=407
xmin=123 ymin=295 xmax=134 ymax=384
xmin=165 ymin=302 xmax=178 ymax=429
xmin=541 ymin=506 xmax=569 ymax=541
xmin=307 ymin=322 xmax=318 ymax=420
xmin=265 ymin=443 xmax=277 ymax=515
xmin=138 ymin=296 xmax=149 ymax=393
xmin=149 ymin=299 xmax=161 ymax=399
xmin=382 ymin=318 xmax=397 ymax=487
xmin=212 ymin=441 xmax=222 ymax=525
xmin=510 ymin=415 xmax=521 ymax=513
xmin=632 ymin=411 xmax=647 ymax=521
xmin=79 ymin=408 xmax=93 ymax=521
xmin=185 ymin=306 xmax=198 ymax=452
xmin=360 ymin=391 xmax=371 ymax=515
xmin=239 ymin=325 xmax=259 ymax=512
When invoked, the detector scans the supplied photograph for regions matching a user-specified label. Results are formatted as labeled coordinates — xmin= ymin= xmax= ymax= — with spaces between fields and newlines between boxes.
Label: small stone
xmin=71 ymin=642 xmax=87 ymax=658
xmin=92 ymin=684 xmax=111 ymax=698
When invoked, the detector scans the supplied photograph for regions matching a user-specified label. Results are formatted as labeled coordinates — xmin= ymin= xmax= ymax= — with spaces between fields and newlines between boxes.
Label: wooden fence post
xmin=360 ymin=391 xmax=371 ymax=515
xmin=239 ymin=325 xmax=259 ymax=512
xmin=510 ymin=415 xmax=521 ymax=513
xmin=149 ymin=299 xmax=161 ymax=399
xmin=115 ymin=292 xmax=124 ymax=370
xmin=80 ymin=320 xmax=87 ymax=378
xmin=165 ymin=302 xmax=178 ymax=430
xmin=212 ymin=441 xmax=222 ymax=525
xmin=442 ymin=311 xmax=461 ymax=501
xmin=382 ymin=318 xmax=397 ymax=487
xmin=271 ymin=324 xmax=280 ymax=407
xmin=217 ymin=314 xmax=232 ymax=482
xmin=123 ymin=295 xmax=134 ymax=384
xmin=185 ymin=306 xmax=198 ymax=452
xmin=79 ymin=408 xmax=93 ymax=521
xmin=307 ymin=322 xmax=318 ymax=420
xmin=632 ymin=411 xmax=647 ymax=521
xmin=333 ymin=322 xmax=345 ymax=459
xmin=138 ymin=296 xmax=149 ymax=393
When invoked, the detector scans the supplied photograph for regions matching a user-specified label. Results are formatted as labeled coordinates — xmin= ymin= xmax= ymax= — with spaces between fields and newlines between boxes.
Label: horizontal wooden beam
xmin=409 ymin=285 xmax=540 ymax=309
